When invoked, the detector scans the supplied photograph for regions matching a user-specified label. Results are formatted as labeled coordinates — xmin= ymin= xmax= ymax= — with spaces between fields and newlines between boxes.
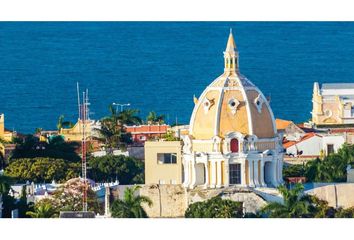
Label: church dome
xmin=189 ymin=30 xmax=277 ymax=140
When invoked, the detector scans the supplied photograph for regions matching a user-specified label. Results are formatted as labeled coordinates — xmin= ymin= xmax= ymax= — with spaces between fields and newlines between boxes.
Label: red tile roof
xmin=283 ymin=132 xmax=321 ymax=148
xmin=275 ymin=118 xmax=293 ymax=130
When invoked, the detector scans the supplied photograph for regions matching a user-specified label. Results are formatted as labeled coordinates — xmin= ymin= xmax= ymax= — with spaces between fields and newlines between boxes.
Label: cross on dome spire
xmin=224 ymin=28 xmax=239 ymax=72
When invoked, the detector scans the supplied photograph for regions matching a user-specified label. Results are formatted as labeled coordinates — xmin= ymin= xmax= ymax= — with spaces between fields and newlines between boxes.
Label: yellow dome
xmin=189 ymin=31 xmax=276 ymax=140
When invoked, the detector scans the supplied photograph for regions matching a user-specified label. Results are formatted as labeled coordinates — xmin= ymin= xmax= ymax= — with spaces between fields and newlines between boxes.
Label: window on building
xmin=327 ymin=144 xmax=334 ymax=155
xmin=229 ymin=164 xmax=241 ymax=184
xmin=230 ymin=138 xmax=239 ymax=153
xmin=157 ymin=153 xmax=177 ymax=164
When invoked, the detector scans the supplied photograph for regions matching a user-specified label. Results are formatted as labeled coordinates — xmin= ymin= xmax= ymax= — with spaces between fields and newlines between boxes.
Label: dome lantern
xmin=224 ymin=28 xmax=239 ymax=72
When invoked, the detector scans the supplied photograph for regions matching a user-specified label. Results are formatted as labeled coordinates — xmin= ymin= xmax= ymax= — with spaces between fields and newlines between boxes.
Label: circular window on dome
xmin=228 ymin=98 xmax=239 ymax=115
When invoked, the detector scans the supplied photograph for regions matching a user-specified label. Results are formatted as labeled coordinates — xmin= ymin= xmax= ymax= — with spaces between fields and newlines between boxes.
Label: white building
xmin=284 ymin=132 xmax=345 ymax=157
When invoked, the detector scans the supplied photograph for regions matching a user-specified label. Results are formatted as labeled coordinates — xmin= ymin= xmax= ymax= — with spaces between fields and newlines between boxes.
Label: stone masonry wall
xmin=112 ymin=184 xmax=267 ymax=218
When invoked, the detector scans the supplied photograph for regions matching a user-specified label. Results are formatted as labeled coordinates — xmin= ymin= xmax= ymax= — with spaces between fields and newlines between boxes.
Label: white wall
xmin=286 ymin=134 xmax=345 ymax=157
xmin=286 ymin=135 xmax=322 ymax=156
xmin=322 ymin=135 xmax=345 ymax=154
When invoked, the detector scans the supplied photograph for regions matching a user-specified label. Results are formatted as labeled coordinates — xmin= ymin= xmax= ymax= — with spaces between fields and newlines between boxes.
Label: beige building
xmin=59 ymin=119 xmax=92 ymax=142
xmin=144 ymin=141 xmax=183 ymax=185
xmin=312 ymin=82 xmax=354 ymax=126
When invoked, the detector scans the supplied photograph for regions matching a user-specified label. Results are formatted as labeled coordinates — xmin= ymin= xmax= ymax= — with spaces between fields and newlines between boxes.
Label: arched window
xmin=230 ymin=138 xmax=239 ymax=153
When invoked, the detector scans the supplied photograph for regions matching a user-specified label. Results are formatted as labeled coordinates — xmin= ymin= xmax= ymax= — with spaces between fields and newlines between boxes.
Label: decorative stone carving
xmin=212 ymin=135 xmax=222 ymax=152
xmin=203 ymin=97 xmax=215 ymax=114
xmin=182 ymin=135 xmax=192 ymax=154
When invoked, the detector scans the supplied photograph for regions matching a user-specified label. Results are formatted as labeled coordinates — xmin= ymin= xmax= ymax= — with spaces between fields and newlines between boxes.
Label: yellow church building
xmin=312 ymin=82 xmax=354 ymax=126
xmin=145 ymin=30 xmax=284 ymax=189
xmin=0 ymin=114 xmax=14 ymax=142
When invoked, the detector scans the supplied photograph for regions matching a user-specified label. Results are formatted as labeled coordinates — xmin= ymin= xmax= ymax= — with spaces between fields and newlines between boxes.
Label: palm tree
xmin=111 ymin=185 xmax=152 ymax=218
xmin=118 ymin=109 xmax=142 ymax=126
xmin=95 ymin=105 xmax=140 ymax=150
xmin=261 ymin=183 xmax=310 ymax=218
xmin=56 ymin=115 xmax=74 ymax=131
xmin=146 ymin=111 xmax=165 ymax=125
xmin=26 ymin=202 xmax=58 ymax=218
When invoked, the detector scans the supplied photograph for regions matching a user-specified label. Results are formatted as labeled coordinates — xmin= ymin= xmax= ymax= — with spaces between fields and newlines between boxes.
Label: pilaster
xmin=216 ymin=160 xmax=222 ymax=188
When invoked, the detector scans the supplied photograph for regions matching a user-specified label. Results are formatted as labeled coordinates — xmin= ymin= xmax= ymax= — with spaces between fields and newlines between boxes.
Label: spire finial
xmin=225 ymin=29 xmax=236 ymax=53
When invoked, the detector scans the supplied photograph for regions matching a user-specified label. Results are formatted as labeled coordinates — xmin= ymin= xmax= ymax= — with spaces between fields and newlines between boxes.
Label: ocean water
xmin=0 ymin=22 xmax=354 ymax=134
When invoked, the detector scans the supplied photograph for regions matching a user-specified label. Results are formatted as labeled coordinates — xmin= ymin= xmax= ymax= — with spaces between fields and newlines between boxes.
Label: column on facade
xmin=190 ymin=159 xmax=197 ymax=189
xmin=253 ymin=160 xmax=260 ymax=187
xmin=270 ymin=160 xmax=278 ymax=187
xmin=210 ymin=161 xmax=217 ymax=188
xmin=277 ymin=158 xmax=283 ymax=185
xmin=203 ymin=161 xmax=209 ymax=189
xmin=259 ymin=160 xmax=266 ymax=186
xmin=241 ymin=160 xmax=246 ymax=187
xmin=216 ymin=160 xmax=222 ymax=188
xmin=224 ymin=160 xmax=230 ymax=187
xmin=248 ymin=159 xmax=255 ymax=187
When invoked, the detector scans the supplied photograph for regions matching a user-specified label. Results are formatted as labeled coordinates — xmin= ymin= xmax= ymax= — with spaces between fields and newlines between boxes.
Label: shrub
xmin=185 ymin=196 xmax=243 ymax=218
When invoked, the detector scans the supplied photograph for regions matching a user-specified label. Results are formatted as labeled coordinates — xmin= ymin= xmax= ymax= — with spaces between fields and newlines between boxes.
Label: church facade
xmin=145 ymin=31 xmax=284 ymax=189
xmin=312 ymin=82 xmax=354 ymax=126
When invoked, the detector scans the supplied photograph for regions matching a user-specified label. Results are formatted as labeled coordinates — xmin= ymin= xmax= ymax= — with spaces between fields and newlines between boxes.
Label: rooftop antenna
xmin=81 ymin=88 xmax=89 ymax=212
xmin=77 ymin=82 xmax=81 ymax=120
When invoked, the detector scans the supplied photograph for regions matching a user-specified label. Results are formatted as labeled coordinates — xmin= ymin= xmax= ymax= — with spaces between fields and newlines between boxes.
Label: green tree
xmin=146 ymin=111 xmax=165 ymax=125
xmin=88 ymin=155 xmax=144 ymax=184
xmin=283 ymin=163 xmax=305 ymax=179
xmin=0 ymin=175 xmax=16 ymax=218
xmin=335 ymin=207 xmax=354 ymax=218
xmin=303 ymin=195 xmax=336 ymax=218
xmin=26 ymin=200 xmax=58 ymax=218
xmin=185 ymin=196 xmax=243 ymax=218
xmin=11 ymin=135 xmax=80 ymax=162
xmin=111 ymin=185 xmax=152 ymax=218
xmin=118 ymin=109 xmax=142 ymax=126
xmin=4 ymin=157 xmax=80 ymax=183
xmin=95 ymin=105 xmax=136 ymax=150
xmin=261 ymin=184 xmax=310 ymax=218
xmin=16 ymin=185 xmax=32 ymax=218
xmin=302 ymin=143 xmax=354 ymax=183
xmin=161 ymin=130 xmax=180 ymax=141
xmin=57 ymin=115 xmax=74 ymax=130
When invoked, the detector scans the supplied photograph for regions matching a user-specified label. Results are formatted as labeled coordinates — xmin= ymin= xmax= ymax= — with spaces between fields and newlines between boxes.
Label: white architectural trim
xmin=238 ymin=77 xmax=254 ymax=135
xmin=214 ymin=88 xmax=224 ymax=136
xmin=203 ymin=162 xmax=209 ymax=189
xmin=255 ymin=87 xmax=277 ymax=135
